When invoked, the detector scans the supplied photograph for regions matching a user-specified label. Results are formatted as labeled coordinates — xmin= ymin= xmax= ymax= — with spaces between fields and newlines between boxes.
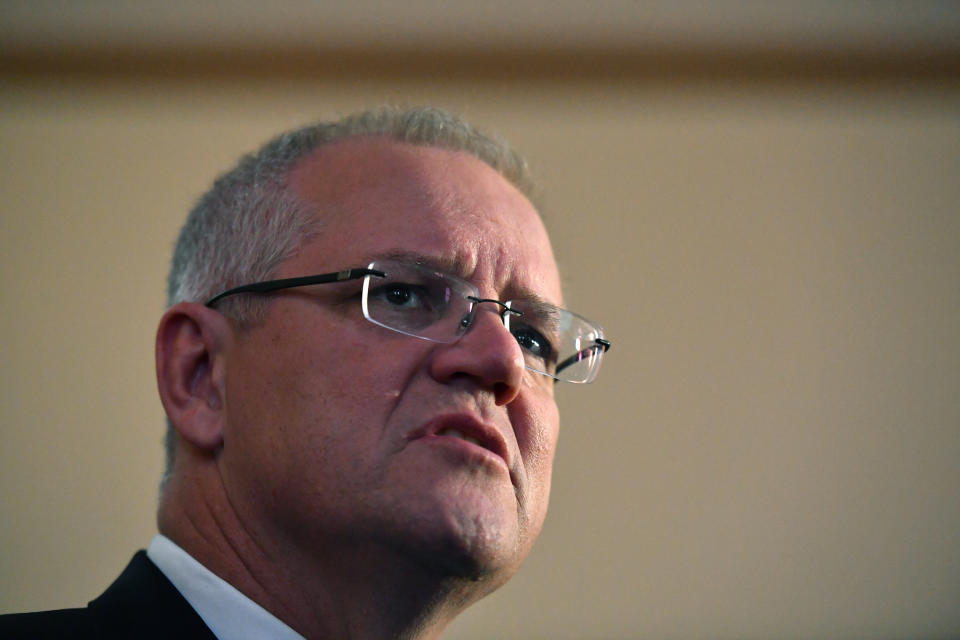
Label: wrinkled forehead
xmin=285 ymin=137 xmax=562 ymax=305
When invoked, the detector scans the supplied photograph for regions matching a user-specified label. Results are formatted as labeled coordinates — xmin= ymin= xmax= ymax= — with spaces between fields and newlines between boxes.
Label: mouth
xmin=435 ymin=427 xmax=482 ymax=447
xmin=409 ymin=414 xmax=514 ymax=483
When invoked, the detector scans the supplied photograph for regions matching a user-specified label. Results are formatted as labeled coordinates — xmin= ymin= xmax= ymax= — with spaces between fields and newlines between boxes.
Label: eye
xmin=374 ymin=283 xmax=430 ymax=310
xmin=511 ymin=324 xmax=555 ymax=364
xmin=385 ymin=284 xmax=415 ymax=306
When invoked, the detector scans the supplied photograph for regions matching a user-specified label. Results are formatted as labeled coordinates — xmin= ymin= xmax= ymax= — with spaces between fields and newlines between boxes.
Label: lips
xmin=435 ymin=427 xmax=482 ymax=447
xmin=408 ymin=413 xmax=514 ymax=481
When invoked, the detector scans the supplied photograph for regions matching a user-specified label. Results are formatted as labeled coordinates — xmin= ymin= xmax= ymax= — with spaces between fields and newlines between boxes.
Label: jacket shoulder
xmin=0 ymin=608 xmax=95 ymax=639
xmin=0 ymin=551 xmax=215 ymax=639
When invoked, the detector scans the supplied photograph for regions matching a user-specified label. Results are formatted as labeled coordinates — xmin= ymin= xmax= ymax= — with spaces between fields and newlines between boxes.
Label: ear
xmin=156 ymin=302 xmax=231 ymax=452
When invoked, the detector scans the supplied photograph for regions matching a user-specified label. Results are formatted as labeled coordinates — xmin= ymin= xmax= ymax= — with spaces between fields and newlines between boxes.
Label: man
xmin=1 ymin=106 xmax=610 ymax=638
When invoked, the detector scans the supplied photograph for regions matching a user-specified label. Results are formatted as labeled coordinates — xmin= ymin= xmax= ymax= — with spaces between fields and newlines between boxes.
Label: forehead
xmin=285 ymin=137 xmax=562 ymax=304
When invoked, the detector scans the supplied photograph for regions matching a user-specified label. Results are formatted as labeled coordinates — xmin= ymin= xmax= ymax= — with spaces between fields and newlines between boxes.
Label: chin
xmin=387 ymin=504 xmax=525 ymax=584
xmin=368 ymin=461 xmax=536 ymax=584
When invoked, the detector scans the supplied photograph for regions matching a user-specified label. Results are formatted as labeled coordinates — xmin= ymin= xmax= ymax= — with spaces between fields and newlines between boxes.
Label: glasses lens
xmin=361 ymin=260 xmax=608 ymax=384
xmin=362 ymin=261 xmax=475 ymax=343
xmin=504 ymin=300 xmax=607 ymax=383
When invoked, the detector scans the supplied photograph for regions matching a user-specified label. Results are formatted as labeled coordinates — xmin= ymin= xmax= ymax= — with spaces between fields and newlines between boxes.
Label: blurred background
xmin=2 ymin=2 xmax=958 ymax=638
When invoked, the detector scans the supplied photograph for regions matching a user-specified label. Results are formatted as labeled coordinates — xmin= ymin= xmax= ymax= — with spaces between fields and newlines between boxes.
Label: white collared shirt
xmin=146 ymin=534 xmax=304 ymax=640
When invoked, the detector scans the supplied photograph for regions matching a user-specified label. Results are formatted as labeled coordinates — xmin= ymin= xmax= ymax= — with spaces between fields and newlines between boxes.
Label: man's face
xmin=218 ymin=138 xmax=561 ymax=586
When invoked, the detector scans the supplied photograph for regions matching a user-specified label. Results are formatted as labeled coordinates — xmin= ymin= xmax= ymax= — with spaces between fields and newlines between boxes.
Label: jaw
xmin=369 ymin=464 xmax=526 ymax=580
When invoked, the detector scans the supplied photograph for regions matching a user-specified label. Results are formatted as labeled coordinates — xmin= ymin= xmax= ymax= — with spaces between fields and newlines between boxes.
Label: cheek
xmin=222 ymin=320 xmax=357 ymax=463
xmin=516 ymin=394 xmax=560 ymax=529
xmin=246 ymin=322 xmax=421 ymax=461
xmin=220 ymin=329 xmax=384 ymax=518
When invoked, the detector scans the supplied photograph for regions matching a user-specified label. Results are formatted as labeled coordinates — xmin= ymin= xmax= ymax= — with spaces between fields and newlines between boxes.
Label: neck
xmin=158 ymin=458 xmax=496 ymax=639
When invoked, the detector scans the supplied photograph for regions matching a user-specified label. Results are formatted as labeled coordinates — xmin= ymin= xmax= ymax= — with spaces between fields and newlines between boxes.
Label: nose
xmin=428 ymin=302 xmax=525 ymax=405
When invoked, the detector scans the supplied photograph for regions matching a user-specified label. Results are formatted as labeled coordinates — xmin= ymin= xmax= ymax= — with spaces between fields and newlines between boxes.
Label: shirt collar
xmin=147 ymin=534 xmax=304 ymax=640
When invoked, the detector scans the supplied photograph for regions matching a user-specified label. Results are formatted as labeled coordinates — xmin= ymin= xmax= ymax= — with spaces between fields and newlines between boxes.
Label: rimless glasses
xmin=205 ymin=259 xmax=610 ymax=384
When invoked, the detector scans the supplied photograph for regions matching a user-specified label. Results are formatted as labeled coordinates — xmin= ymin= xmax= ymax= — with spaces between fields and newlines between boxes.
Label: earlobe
xmin=156 ymin=302 xmax=230 ymax=452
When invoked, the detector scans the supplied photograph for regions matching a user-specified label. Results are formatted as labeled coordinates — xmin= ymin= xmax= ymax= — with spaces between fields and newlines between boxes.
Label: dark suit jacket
xmin=0 ymin=551 xmax=216 ymax=639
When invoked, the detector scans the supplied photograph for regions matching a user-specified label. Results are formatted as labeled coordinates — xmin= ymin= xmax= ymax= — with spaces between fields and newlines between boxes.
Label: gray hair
xmin=162 ymin=105 xmax=536 ymax=484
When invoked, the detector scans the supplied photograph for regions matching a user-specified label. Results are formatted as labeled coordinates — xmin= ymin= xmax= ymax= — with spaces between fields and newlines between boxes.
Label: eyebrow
xmin=368 ymin=249 xmax=561 ymax=309
xmin=514 ymin=297 xmax=563 ymax=330
xmin=370 ymin=249 xmax=465 ymax=275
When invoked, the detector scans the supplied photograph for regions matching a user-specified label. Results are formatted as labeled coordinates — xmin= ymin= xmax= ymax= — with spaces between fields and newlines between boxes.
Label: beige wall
xmin=2 ymin=67 xmax=958 ymax=639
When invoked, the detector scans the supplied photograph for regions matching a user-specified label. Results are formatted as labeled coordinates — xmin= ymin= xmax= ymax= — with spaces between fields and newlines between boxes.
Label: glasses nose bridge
xmin=465 ymin=296 xmax=521 ymax=327
xmin=453 ymin=296 xmax=527 ymax=373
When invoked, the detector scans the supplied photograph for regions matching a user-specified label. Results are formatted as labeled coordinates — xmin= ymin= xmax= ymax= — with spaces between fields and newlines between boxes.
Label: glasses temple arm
xmin=205 ymin=268 xmax=384 ymax=307
xmin=553 ymin=338 xmax=611 ymax=375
